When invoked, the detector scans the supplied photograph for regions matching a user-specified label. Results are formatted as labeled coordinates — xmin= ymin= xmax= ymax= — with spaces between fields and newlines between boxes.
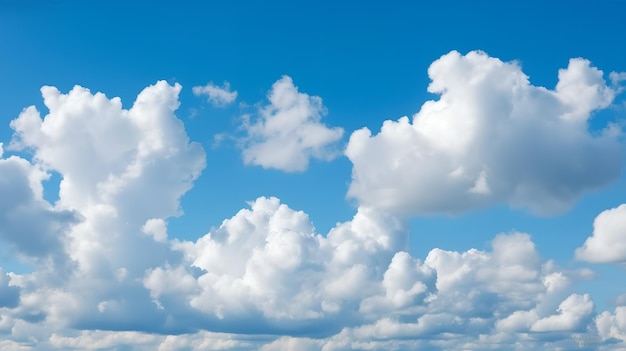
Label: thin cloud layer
xmin=346 ymin=50 xmax=623 ymax=216
xmin=240 ymin=76 xmax=344 ymax=172
xmin=192 ymin=81 xmax=238 ymax=107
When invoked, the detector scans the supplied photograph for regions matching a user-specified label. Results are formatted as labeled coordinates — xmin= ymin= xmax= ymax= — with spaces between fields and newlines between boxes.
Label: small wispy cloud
xmin=192 ymin=81 xmax=238 ymax=107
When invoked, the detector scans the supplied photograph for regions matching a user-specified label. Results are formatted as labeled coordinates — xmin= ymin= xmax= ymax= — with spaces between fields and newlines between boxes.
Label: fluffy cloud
xmin=4 ymin=81 xmax=206 ymax=336
xmin=142 ymin=203 xmax=598 ymax=349
xmin=240 ymin=76 xmax=344 ymax=172
xmin=425 ymin=233 xmax=545 ymax=317
xmin=147 ymin=197 xmax=423 ymax=334
xmin=576 ymin=204 xmax=626 ymax=263
xmin=192 ymin=81 xmax=238 ymax=107
xmin=346 ymin=50 xmax=623 ymax=216
xmin=0 ymin=73 xmax=623 ymax=350
xmin=597 ymin=306 xmax=626 ymax=343
xmin=530 ymin=294 xmax=594 ymax=332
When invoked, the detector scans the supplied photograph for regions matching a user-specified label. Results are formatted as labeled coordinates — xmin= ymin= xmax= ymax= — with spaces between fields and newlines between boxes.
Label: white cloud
xmin=576 ymin=204 xmax=626 ymax=263
xmin=531 ymin=294 xmax=594 ymax=332
xmin=5 ymin=81 xmax=206 ymax=335
xmin=0 ymin=77 xmax=623 ymax=350
xmin=48 ymin=330 xmax=158 ymax=350
xmin=346 ymin=50 xmax=623 ymax=216
xmin=240 ymin=76 xmax=344 ymax=172
xmin=596 ymin=306 xmax=626 ymax=343
xmin=157 ymin=331 xmax=255 ymax=351
xmin=143 ymin=208 xmax=597 ymax=348
xmin=148 ymin=197 xmax=420 ymax=331
xmin=0 ymin=340 xmax=31 ymax=351
xmin=259 ymin=336 xmax=322 ymax=351
xmin=424 ymin=233 xmax=546 ymax=316
xmin=142 ymin=218 xmax=169 ymax=242
xmin=192 ymin=81 xmax=238 ymax=107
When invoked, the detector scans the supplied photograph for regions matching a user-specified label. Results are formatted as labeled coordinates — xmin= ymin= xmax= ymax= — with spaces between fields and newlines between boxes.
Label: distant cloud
xmin=597 ymin=306 xmax=626 ymax=343
xmin=346 ymin=50 xmax=624 ymax=216
xmin=530 ymin=294 xmax=594 ymax=332
xmin=146 ymin=199 xmax=589 ymax=348
xmin=192 ymin=81 xmax=238 ymax=107
xmin=240 ymin=76 xmax=344 ymax=172
xmin=576 ymin=204 xmax=626 ymax=263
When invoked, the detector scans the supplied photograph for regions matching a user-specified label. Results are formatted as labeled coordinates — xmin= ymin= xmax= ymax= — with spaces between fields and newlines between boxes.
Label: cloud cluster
xmin=0 ymin=51 xmax=625 ymax=350
xmin=9 ymin=193 xmax=593 ymax=350
xmin=346 ymin=50 xmax=623 ymax=216
xmin=192 ymin=81 xmax=238 ymax=107
xmin=141 ymin=200 xmax=598 ymax=350
xmin=147 ymin=197 xmax=420 ymax=334
xmin=240 ymin=76 xmax=344 ymax=172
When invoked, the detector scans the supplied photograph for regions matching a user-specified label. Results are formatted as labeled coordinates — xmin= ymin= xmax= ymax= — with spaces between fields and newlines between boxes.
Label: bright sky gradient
xmin=1 ymin=1 xmax=626 ymax=350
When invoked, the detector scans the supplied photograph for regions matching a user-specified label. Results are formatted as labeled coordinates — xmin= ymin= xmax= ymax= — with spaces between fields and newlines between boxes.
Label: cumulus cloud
xmin=240 ymin=76 xmax=344 ymax=172
xmin=424 ymin=233 xmax=545 ymax=317
xmin=4 ymin=81 xmax=206 ymax=336
xmin=141 ymin=204 xmax=596 ymax=348
xmin=147 ymin=196 xmax=420 ymax=334
xmin=576 ymin=204 xmax=626 ymax=263
xmin=142 ymin=218 xmax=169 ymax=243
xmin=597 ymin=306 xmax=626 ymax=343
xmin=0 ymin=73 xmax=623 ymax=350
xmin=531 ymin=293 xmax=594 ymax=332
xmin=346 ymin=50 xmax=623 ymax=216
xmin=299 ymin=233 xmax=595 ymax=350
xmin=192 ymin=81 xmax=238 ymax=107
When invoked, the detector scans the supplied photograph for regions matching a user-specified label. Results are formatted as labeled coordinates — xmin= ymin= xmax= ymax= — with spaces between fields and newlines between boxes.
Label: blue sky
xmin=1 ymin=1 xmax=626 ymax=350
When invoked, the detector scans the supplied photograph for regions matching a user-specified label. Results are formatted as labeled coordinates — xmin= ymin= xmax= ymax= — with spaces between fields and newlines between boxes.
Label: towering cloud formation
xmin=5 ymin=81 xmax=206 ymax=334
xmin=346 ymin=50 xmax=622 ymax=216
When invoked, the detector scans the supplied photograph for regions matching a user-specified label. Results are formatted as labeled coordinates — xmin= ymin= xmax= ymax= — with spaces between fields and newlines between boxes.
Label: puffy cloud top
xmin=576 ymin=204 xmax=626 ymax=263
xmin=240 ymin=76 xmax=344 ymax=172
xmin=346 ymin=50 xmax=623 ymax=216
xmin=5 ymin=81 xmax=206 ymax=335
